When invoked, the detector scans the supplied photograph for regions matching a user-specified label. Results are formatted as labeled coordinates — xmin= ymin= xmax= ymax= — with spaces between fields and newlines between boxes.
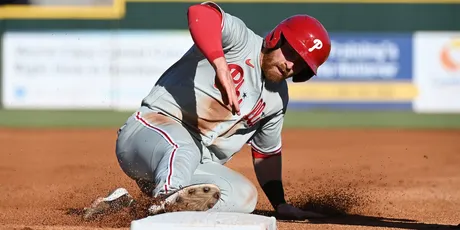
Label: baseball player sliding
xmin=83 ymin=1 xmax=331 ymax=221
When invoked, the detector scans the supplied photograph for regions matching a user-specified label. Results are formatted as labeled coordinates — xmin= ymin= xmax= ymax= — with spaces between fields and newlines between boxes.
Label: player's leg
xmin=147 ymin=160 xmax=257 ymax=215
xmin=116 ymin=109 xmax=221 ymax=213
xmin=85 ymin=109 xmax=197 ymax=220
xmin=190 ymin=161 xmax=259 ymax=213
xmin=116 ymin=110 xmax=202 ymax=196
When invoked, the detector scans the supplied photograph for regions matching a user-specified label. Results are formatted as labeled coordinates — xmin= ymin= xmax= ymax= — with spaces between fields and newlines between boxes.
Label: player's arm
xmin=187 ymin=1 xmax=249 ymax=65
xmin=187 ymin=1 xmax=247 ymax=115
xmin=252 ymin=146 xmax=286 ymax=210
xmin=187 ymin=2 xmax=225 ymax=68
xmin=187 ymin=1 xmax=249 ymax=56
xmin=250 ymin=110 xmax=323 ymax=220
xmin=250 ymin=112 xmax=286 ymax=210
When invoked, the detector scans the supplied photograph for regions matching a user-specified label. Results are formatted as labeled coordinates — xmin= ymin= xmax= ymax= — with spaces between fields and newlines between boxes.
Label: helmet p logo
xmin=308 ymin=39 xmax=323 ymax=52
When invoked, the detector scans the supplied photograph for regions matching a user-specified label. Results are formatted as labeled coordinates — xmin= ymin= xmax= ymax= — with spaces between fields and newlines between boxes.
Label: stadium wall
xmin=1 ymin=0 xmax=459 ymax=113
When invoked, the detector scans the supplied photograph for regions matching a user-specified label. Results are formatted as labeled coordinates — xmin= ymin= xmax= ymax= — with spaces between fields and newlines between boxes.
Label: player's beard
xmin=261 ymin=50 xmax=286 ymax=84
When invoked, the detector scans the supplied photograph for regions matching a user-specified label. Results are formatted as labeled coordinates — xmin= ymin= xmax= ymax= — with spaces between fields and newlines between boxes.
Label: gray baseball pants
xmin=115 ymin=106 xmax=257 ymax=213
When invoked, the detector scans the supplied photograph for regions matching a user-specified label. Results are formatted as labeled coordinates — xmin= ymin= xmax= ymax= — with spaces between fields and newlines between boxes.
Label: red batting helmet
xmin=264 ymin=14 xmax=331 ymax=82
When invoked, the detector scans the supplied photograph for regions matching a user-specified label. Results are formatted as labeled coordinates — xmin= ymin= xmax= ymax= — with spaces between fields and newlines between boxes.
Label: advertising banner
xmin=316 ymin=32 xmax=413 ymax=82
xmin=413 ymin=32 xmax=460 ymax=113
xmin=2 ymin=30 xmax=194 ymax=110
xmin=288 ymin=32 xmax=416 ymax=110
xmin=2 ymin=31 xmax=420 ymax=111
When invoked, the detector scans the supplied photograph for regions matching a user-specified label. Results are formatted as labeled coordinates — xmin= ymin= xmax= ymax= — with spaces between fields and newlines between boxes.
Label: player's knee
xmin=234 ymin=179 xmax=258 ymax=213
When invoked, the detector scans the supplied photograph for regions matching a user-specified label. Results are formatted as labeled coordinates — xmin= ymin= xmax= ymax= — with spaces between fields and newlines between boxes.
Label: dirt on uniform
xmin=0 ymin=128 xmax=459 ymax=230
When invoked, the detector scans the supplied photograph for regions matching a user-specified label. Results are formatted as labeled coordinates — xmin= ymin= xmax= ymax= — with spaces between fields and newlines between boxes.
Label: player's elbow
xmin=187 ymin=4 xmax=222 ymax=26
xmin=186 ymin=4 xmax=201 ymax=19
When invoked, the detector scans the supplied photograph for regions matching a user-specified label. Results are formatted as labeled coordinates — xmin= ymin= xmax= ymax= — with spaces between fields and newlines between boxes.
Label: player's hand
xmin=276 ymin=203 xmax=325 ymax=220
xmin=212 ymin=57 xmax=241 ymax=116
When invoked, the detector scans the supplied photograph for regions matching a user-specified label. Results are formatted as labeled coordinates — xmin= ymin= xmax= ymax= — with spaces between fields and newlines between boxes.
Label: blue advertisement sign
xmin=314 ymin=33 xmax=413 ymax=82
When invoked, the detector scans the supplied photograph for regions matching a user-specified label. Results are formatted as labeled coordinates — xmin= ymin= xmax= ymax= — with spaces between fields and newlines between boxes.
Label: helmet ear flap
xmin=272 ymin=33 xmax=285 ymax=49
xmin=264 ymin=32 xmax=285 ymax=51
xmin=264 ymin=27 xmax=284 ymax=49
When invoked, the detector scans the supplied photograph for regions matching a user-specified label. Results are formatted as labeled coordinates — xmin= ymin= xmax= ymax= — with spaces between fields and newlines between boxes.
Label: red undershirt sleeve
xmin=187 ymin=4 xmax=225 ymax=63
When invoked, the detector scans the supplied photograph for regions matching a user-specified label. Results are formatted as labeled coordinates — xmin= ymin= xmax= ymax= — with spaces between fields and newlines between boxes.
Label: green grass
xmin=0 ymin=109 xmax=459 ymax=129
xmin=284 ymin=110 xmax=460 ymax=129
xmin=0 ymin=110 xmax=133 ymax=128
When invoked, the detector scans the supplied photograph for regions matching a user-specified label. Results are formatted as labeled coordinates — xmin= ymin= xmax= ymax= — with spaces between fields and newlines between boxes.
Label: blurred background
xmin=0 ymin=0 xmax=459 ymax=129
xmin=0 ymin=0 xmax=112 ymax=6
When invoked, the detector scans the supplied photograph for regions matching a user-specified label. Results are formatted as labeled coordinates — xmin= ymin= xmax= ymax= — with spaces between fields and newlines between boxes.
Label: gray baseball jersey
xmin=115 ymin=1 xmax=288 ymax=213
xmin=141 ymin=1 xmax=288 ymax=164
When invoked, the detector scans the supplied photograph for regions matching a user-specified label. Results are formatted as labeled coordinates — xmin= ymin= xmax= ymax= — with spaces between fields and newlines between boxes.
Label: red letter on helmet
xmin=264 ymin=15 xmax=331 ymax=82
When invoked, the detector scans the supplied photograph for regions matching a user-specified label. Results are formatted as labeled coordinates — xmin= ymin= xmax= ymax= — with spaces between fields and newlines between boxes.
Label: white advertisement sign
xmin=2 ymin=30 xmax=194 ymax=110
xmin=413 ymin=32 xmax=460 ymax=113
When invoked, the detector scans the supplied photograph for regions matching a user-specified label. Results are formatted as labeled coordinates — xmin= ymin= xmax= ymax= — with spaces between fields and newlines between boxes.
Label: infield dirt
xmin=1 ymin=128 xmax=459 ymax=230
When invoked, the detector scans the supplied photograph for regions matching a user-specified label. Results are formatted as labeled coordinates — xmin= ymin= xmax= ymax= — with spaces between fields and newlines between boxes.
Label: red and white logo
xmin=243 ymin=98 xmax=266 ymax=127
xmin=214 ymin=64 xmax=245 ymax=105
xmin=245 ymin=59 xmax=255 ymax=68
xmin=228 ymin=64 xmax=245 ymax=104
